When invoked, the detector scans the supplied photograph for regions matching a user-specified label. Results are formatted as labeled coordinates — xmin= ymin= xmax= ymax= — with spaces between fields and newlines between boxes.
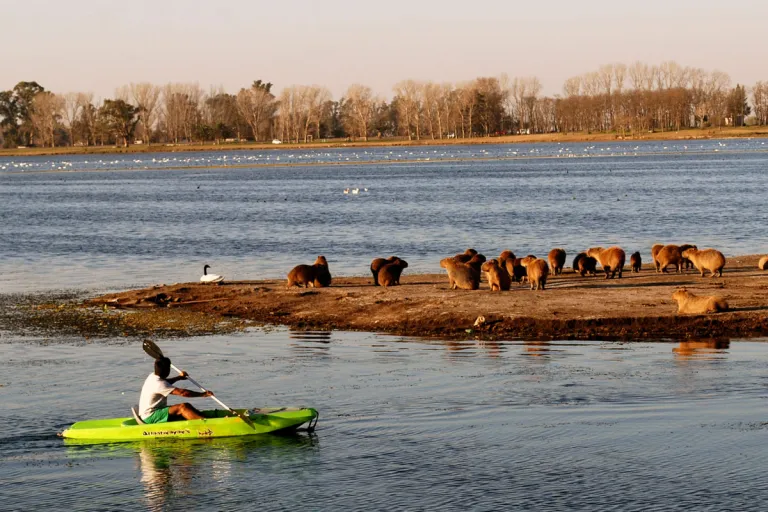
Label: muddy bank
xmin=5 ymin=255 xmax=754 ymax=342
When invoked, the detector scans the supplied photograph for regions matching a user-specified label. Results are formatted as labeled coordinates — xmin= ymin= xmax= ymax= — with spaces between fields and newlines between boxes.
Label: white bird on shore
xmin=200 ymin=264 xmax=224 ymax=284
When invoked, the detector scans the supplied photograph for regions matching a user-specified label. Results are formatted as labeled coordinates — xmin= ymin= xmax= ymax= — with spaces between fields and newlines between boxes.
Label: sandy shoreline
xmin=48 ymin=255 xmax=766 ymax=342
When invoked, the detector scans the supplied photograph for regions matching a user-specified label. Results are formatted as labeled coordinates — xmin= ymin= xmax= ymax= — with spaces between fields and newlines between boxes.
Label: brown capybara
xmin=522 ymin=258 xmax=549 ymax=290
xmin=572 ymin=252 xmax=586 ymax=273
xmin=287 ymin=255 xmax=332 ymax=288
xmin=453 ymin=248 xmax=478 ymax=263
xmin=672 ymin=288 xmax=728 ymax=314
xmin=466 ymin=253 xmax=486 ymax=271
xmin=520 ymin=255 xmax=537 ymax=267
xmin=547 ymin=248 xmax=566 ymax=276
xmin=678 ymin=244 xmax=698 ymax=270
xmin=499 ymin=250 xmax=516 ymax=268
xmin=759 ymin=256 xmax=768 ymax=270
xmin=507 ymin=258 xmax=528 ymax=283
xmin=586 ymin=246 xmax=626 ymax=279
xmin=630 ymin=251 xmax=642 ymax=273
xmin=577 ymin=255 xmax=598 ymax=277
xmin=681 ymin=248 xmax=726 ymax=278
xmin=656 ymin=245 xmax=684 ymax=273
xmin=481 ymin=259 xmax=511 ymax=291
xmin=370 ymin=256 xmax=398 ymax=286
xmin=440 ymin=257 xmax=480 ymax=290
xmin=651 ymin=244 xmax=664 ymax=272
xmin=379 ymin=258 xmax=409 ymax=287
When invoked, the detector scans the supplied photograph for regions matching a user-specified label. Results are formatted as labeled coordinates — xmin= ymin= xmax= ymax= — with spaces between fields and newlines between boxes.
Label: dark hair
xmin=154 ymin=357 xmax=171 ymax=378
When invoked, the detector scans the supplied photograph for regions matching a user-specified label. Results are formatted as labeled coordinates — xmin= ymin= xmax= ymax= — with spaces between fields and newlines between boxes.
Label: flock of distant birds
xmin=342 ymin=187 xmax=369 ymax=195
xmin=198 ymin=248 xmax=768 ymax=315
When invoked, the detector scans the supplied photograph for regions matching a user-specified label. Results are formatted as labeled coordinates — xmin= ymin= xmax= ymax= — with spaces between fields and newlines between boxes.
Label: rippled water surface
xmin=2 ymin=332 xmax=768 ymax=510
xmin=1 ymin=141 xmax=767 ymax=292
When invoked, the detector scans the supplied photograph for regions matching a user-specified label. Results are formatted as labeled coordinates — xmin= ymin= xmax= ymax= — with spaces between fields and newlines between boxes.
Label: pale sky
xmin=2 ymin=0 xmax=766 ymax=100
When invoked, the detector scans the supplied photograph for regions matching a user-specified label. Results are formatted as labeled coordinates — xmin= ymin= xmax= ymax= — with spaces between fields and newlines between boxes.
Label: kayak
xmin=60 ymin=407 xmax=318 ymax=443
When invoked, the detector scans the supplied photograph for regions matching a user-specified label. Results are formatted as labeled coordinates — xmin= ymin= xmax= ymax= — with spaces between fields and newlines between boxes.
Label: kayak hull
xmin=60 ymin=407 xmax=318 ymax=443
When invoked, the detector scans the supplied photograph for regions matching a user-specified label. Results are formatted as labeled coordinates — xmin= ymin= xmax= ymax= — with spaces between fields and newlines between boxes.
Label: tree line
xmin=1 ymin=61 xmax=766 ymax=148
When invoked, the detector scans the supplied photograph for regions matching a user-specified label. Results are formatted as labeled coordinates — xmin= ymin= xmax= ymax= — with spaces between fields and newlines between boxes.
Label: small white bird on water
xmin=351 ymin=188 xmax=360 ymax=194
xmin=200 ymin=264 xmax=224 ymax=284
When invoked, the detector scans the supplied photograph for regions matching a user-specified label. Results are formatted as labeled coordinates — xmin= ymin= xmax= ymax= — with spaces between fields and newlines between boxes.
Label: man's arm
xmin=171 ymin=387 xmax=213 ymax=398
xmin=166 ymin=371 xmax=188 ymax=385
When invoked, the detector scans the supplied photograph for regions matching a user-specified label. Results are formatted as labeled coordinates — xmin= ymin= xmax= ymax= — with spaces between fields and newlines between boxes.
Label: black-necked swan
xmin=200 ymin=264 xmax=224 ymax=284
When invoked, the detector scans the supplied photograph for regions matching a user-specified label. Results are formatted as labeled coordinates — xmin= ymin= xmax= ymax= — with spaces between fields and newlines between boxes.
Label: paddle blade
xmin=142 ymin=339 xmax=165 ymax=360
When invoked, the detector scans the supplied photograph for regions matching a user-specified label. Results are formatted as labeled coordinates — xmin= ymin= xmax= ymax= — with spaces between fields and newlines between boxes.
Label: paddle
xmin=142 ymin=339 xmax=255 ymax=429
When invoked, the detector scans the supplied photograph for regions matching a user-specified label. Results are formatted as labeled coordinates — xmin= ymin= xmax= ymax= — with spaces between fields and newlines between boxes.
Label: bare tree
xmin=130 ymin=83 xmax=161 ymax=144
xmin=393 ymin=80 xmax=422 ymax=140
xmin=343 ymin=84 xmax=377 ymax=141
xmin=61 ymin=92 xmax=81 ymax=146
xmin=30 ymin=92 xmax=64 ymax=147
xmin=236 ymin=81 xmax=276 ymax=141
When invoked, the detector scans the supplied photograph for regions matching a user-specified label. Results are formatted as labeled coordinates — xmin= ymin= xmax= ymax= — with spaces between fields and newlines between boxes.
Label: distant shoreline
xmin=2 ymin=126 xmax=768 ymax=158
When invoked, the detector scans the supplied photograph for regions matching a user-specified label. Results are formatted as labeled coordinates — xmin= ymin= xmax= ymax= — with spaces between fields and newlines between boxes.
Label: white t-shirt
xmin=139 ymin=373 xmax=176 ymax=419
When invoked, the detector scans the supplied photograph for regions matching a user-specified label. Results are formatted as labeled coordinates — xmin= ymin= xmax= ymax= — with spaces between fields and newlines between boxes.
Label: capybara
xmin=481 ymin=259 xmax=511 ymax=291
xmin=508 ymin=258 xmax=528 ymax=283
xmin=759 ymin=255 xmax=768 ymax=270
xmin=287 ymin=255 xmax=332 ymax=288
xmin=520 ymin=255 xmax=537 ymax=267
xmin=656 ymin=245 xmax=684 ymax=273
xmin=630 ymin=251 xmax=642 ymax=273
xmin=681 ymin=248 xmax=726 ymax=278
xmin=651 ymin=244 xmax=664 ymax=272
xmin=572 ymin=252 xmax=586 ymax=274
xmin=548 ymin=248 xmax=566 ymax=276
xmin=672 ymin=288 xmax=728 ymax=314
xmin=440 ymin=257 xmax=480 ymax=290
xmin=499 ymin=250 xmax=516 ymax=268
xmin=370 ymin=256 xmax=397 ymax=286
xmin=678 ymin=244 xmax=698 ymax=270
xmin=466 ymin=253 xmax=487 ymax=271
xmin=453 ymin=248 xmax=478 ymax=263
xmin=577 ymin=255 xmax=598 ymax=277
xmin=586 ymin=246 xmax=626 ymax=279
xmin=379 ymin=258 xmax=409 ymax=287
xmin=522 ymin=258 xmax=549 ymax=290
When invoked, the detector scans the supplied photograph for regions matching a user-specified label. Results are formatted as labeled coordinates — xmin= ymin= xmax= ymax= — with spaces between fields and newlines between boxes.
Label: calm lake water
xmin=1 ymin=141 xmax=768 ymax=510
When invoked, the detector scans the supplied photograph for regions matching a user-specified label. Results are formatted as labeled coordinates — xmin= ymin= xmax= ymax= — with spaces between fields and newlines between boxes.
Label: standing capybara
xmin=499 ymin=250 xmax=516 ymax=269
xmin=759 ymin=256 xmax=768 ymax=270
xmin=453 ymin=248 xmax=478 ymax=263
xmin=370 ymin=256 xmax=398 ymax=286
xmin=287 ymin=255 xmax=332 ymax=288
xmin=678 ymin=244 xmax=698 ymax=270
xmin=548 ymin=248 xmax=566 ymax=276
xmin=440 ymin=257 xmax=480 ymax=290
xmin=651 ymin=244 xmax=664 ymax=272
xmin=681 ymin=248 xmax=726 ymax=278
xmin=672 ymin=288 xmax=728 ymax=314
xmin=586 ymin=246 xmax=626 ymax=279
xmin=508 ymin=258 xmax=528 ymax=283
xmin=656 ymin=245 xmax=684 ymax=273
xmin=520 ymin=255 xmax=537 ymax=267
xmin=522 ymin=258 xmax=549 ymax=290
xmin=481 ymin=259 xmax=511 ymax=291
xmin=578 ymin=256 xmax=598 ymax=277
xmin=630 ymin=251 xmax=642 ymax=272
xmin=378 ymin=258 xmax=409 ymax=287
xmin=572 ymin=252 xmax=586 ymax=274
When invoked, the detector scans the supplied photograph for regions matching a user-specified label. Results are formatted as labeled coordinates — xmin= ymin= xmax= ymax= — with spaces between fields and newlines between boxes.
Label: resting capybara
xmin=586 ymin=246 xmax=626 ymax=279
xmin=548 ymin=248 xmax=566 ymax=276
xmin=656 ymin=245 xmax=684 ymax=273
xmin=681 ymin=248 xmax=726 ymax=278
xmin=453 ymin=248 xmax=478 ymax=263
xmin=577 ymin=255 xmax=598 ymax=277
xmin=522 ymin=258 xmax=549 ymax=290
xmin=370 ymin=256 xmax=398 ymax=286
xmin=759 ymin=256 xmax=768 ymax=270
xmin=672 ymin=288 xmax=729 ymax=314
xmin=481 ymin=259 xmax=511 ymax=291
xmin=378 ymin=258 xmax=408 ymax=287
xmin=678 ymin=244 xmax=698 ymax=270
xmin=440 ymin=257 xmax=480 ymax=290
xmin=651 ymin=244 xmax=664 ymax=272
xmin=287 ymin=255 xmax=332 ymax=288
xmin=630 ymin=251 xmax=642 ymax=272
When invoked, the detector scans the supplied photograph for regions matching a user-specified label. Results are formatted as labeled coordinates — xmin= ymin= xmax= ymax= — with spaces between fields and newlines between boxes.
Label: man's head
xmin=154 ymin=357 xmax=171 ymax=378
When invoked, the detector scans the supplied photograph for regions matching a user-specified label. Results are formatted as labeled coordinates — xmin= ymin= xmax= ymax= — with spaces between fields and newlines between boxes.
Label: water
xmin=1 ymin=141 xmax=766 ymax=292
xmin=2 ymin=332 xmax=768 ymax=510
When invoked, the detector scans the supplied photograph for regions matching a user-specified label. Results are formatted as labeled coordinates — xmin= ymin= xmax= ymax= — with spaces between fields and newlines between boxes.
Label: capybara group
xmin=630 ymin=251 xmax=642 ymax=272
xmin=586 ymin=246 xmax=626 ymax=279
xmin=758 ymin=255 xmax=768 ymax=270
xmin=522 ymin=258 xmax=549 ymax=290
xmin=370 ymin=256 xmax=398 ymax=286
xmin=681 ymin=248 xmax=726 ymax=278
xmin=481 ymin=259 xmax=511 ymax=291
xmin=287 ymin=255 xmax=332 ymax=288
xmin=548 ymin=248 xmax=566 ymax=276
xmin=672 ymin=288 xmax=728 ymax=314
xmin=378 ymin=258 xmax=409 ymax=287
xmin=656 ymin=245 xmax=684 ymax=273
xmin=440 ymin=253 xmax=485 ymax=290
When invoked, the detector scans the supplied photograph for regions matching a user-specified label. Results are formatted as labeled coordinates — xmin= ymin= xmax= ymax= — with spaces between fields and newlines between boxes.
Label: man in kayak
xmin=139 ymin=356 xmax=213 ymax=423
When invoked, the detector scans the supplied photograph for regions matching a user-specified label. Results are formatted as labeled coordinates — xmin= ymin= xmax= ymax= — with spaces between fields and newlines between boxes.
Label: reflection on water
xmin=288 ymin=330 xmax=332 ymax=342
xmin=673 ymin=339 xmax=731 ymax=360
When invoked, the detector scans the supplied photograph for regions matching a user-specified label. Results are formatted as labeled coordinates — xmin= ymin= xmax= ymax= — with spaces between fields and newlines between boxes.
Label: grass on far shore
xmin=2 ymin=126 xmax=768 ymax=158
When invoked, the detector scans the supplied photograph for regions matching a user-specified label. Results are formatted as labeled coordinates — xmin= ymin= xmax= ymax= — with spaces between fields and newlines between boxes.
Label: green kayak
xmin=60 ymin=407 xmax=318 ymax=443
